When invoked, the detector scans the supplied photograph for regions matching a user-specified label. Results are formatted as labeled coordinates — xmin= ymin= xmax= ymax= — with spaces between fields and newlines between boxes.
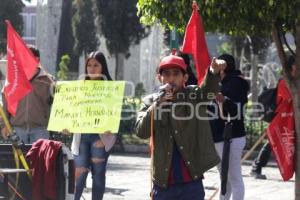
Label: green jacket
xmin=135 ymin=72 xmax=220 ymax=188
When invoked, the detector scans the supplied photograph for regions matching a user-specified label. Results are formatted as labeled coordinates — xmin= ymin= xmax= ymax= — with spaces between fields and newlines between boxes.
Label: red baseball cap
xmin=158 ymin=49 xmax=187 ymax=73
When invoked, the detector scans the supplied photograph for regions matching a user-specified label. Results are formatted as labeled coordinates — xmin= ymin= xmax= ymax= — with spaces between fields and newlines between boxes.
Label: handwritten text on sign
xmin=47 ymin=80 xmax=125 ymax=134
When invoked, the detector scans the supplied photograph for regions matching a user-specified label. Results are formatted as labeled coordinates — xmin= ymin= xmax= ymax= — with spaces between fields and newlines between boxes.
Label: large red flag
xmin=3 ymin=20 xmax=38 ymax=116
xmin=267 ymin=79 xmax=295 ymax=181
xmin=181 ymin=2 xmax=210 ymax=85
xmin=5 ymin=20 xmax=38 ymax=79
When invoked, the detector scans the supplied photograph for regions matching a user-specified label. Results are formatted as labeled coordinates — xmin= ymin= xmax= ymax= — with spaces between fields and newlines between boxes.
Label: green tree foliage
xmin=137 ymin=0 xmax=294 ymax=60
xmin=94 ymin=0 xmax=149 ymax=56
xmin=138 ymin=1 xmax=273 ymax=57
xmin=57 ymin=0 xmax=79 ymax=73
xmin=72 ymin=0 xmax=99 ymax=56
xmin=217 ymin=41 xmax=232 ymax=55
xmin=0 ymin=0 xmax=24 ymax=53
xmin=57 ymin=54 xmax=70 ymax=80
xmin=138 ymin=0 xmax=300 ymax=37
xmin=93 ymin=0 xmax=150 ymax=79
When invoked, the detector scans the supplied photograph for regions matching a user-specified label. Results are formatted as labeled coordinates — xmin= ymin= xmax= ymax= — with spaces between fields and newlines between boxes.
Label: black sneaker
xmin=250 ymin=171 xmax=267 ymax=180
xmin=255 ymin=174 xmax=267 ymax=180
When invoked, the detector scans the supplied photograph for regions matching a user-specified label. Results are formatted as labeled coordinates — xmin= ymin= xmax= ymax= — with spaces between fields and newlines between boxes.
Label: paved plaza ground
xmin=81 ymin=153 xmax=294 ymax=200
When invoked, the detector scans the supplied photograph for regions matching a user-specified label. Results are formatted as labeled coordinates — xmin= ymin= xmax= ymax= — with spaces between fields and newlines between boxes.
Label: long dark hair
xmin=85 ymin=51 xmax=113 ymax=80
xmin=218 ymin=54 xmax=236 ymax=74
xmin=176 ymin=51 xmax=198 ymax=86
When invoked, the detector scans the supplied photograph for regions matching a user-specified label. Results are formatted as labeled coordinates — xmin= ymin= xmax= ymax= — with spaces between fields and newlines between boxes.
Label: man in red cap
xmin=135 ymin=49 xmax=226 ymax=199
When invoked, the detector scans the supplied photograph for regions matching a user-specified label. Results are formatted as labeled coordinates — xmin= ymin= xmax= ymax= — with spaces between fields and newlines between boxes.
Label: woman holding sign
xmin=66 ymin=51 xmax=116 ymax=200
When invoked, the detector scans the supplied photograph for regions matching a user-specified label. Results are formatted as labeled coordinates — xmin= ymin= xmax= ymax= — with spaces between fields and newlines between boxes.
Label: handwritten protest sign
xmin=47 ymin=80 xmax=125 ymax=134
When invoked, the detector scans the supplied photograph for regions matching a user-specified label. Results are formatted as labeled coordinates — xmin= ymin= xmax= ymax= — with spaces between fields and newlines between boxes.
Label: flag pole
xmin=0 ymin=106 xmax=31 ymax=177
xmin=241 ymin=132 xmax=267 ymax=163
xmin=0 ymin=106 xmax=13 ymax=134
xmin=181 ymin=0 xmax=211 ymax=85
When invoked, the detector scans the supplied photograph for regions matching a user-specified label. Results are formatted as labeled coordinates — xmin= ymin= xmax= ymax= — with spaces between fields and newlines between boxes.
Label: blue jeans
xmin=152 ymin=180 xmax=205 ymax=200
xmin=74 ymin=134 xmax=109 ymax=200
xmin=14 ymin=127 xmax=49 ymax=144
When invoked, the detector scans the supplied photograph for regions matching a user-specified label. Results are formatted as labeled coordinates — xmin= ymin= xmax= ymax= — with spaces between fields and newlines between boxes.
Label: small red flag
xmin=181 ymin=2 xmax=210 ymax=85
xmin=267 ymin=79 xmax=295 ymax=181
xmin=3 ymin=20 xmax=38 ymax=116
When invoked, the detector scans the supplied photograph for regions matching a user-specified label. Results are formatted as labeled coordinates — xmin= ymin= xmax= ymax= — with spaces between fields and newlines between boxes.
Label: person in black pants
xmin=251 ymin=55 xmax=296 ymax=180
xmin=250 ymin=142 xmax=271 ymax=179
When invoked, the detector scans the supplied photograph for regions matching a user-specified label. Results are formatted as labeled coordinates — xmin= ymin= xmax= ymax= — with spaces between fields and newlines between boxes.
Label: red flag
xmin=267 ymin=79 xmax=295 ymax=181
xmin=5 ymin=20 xmax=38 ymax=79
xmin=3 ymin=20 xmax=37 ymax=116
xmin=181 ymin=2 xmax=210 ymax=85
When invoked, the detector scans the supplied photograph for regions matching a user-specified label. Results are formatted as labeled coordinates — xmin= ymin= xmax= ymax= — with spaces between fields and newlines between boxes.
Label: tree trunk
xmin=247 ymin=35 xmax=259 ymax=105
xmin=272 ymin=22 xmax=300 ymax=200
xmin=271 ymin=24 xmax=287 ymax=71
xmin=115 ymin=53 xmax=124 ymax=80
xmin=292 ymin=83 xmax=300 ymax=200
xmin=294 ymin=23 xmax=300 ymax=200
xmin=239 ymin=46 xmax=245 ymax=71
xmin=231 ymin=36 xmax=244 ymax=69
xmin=115 ymin=54 xmax=118 ymax=80
xmin=251 ymin=54 xmax=258 ymax=104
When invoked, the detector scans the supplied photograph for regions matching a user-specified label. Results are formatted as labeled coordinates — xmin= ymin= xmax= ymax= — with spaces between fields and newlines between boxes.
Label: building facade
xmin=21 ymin=4 xmax=36 ymax=45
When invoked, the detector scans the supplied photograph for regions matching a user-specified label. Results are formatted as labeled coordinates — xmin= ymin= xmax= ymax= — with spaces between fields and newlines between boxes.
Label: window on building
xmin=21 ymin=13 xmax=36 ymax=39
xmin=21 ymin=13 xmax=30 ymax=37
xmin=30 ymin=14 xmax=36 ymax=37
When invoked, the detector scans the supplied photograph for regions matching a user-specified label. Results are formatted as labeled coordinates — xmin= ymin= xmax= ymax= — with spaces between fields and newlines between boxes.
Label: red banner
xmin=267 ymin=79 xmax=295 ymax=181
xmin=3 ymin=20 xmax=37 ymax=116
xmin=181 ymin=2 xmax=210 ymax=86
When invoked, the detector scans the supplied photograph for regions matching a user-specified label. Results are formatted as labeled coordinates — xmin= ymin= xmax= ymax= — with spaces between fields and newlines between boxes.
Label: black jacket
xmin=208 ymin=70 xmax=250 ymax=142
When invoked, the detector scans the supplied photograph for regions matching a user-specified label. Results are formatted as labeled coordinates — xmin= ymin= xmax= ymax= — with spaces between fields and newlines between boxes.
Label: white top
xmin=71 ymin=134 xmax=116 ymax=155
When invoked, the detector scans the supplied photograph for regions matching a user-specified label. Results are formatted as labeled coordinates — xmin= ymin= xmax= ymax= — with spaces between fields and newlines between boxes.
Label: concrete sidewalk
xmin=82 ymin=153 xmax=294 ymax=200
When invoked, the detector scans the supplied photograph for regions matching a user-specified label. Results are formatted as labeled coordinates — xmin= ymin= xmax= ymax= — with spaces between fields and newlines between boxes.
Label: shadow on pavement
xmin=105 ymin=187 xmax=129 ymax=196
xmin=107 ymin=162 xmax=149 ymax=171
xmin=84 ymin=187 xmax=129 ymax=196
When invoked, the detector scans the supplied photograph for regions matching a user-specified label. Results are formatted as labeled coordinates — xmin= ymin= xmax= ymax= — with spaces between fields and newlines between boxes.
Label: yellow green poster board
xmin=47 ymin=80 xmax=125 ymax=134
